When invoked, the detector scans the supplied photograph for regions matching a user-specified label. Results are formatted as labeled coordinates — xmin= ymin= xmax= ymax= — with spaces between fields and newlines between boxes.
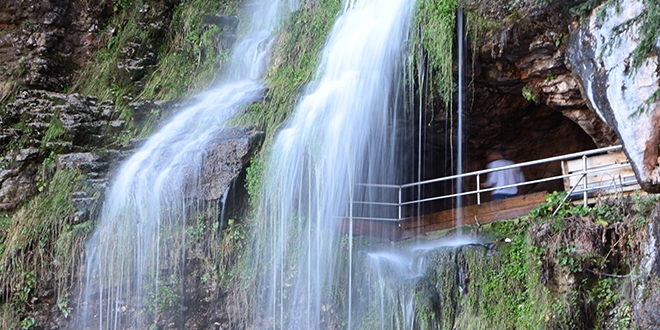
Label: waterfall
xmin=255 ymin=0 xmax=415 ymax=328
xmin=366 ymin=238 xmax=475 ymax=329
xmin=78 ymin=1 xmax=296 ymax=328
xmin=456 ymin=7 xmax=465 ymax=218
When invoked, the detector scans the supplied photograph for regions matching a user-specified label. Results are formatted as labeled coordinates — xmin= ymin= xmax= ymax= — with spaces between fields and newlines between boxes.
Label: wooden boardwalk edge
xmin=338 ymin=191 xmax=548 ymax=241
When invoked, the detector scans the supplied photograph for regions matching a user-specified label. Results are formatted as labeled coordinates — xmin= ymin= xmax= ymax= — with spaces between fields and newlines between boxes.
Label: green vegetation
xmin=137 ymin=0 xmax=240 ymax=101
xmin=71 ymin=0 xmax=242 ymax=133
xmin=347 ymin=192 xmax=658 ymax=329
xmin=226 ymin=1 xmax=343 ymax=327
xmin=452 ymin=192 xmax=657 ymax=328
xmin=146 ymin=280 xmax=181 ymax=316
xmin=40 ymin=117 xmax=66 ymax=150
xmin=521 ymin=83 xmax=537 ymax=102
xmin=411 ymin=0 xmax=458 ymax=107
xmin=0 ymin=169 xmax=94 ymax=329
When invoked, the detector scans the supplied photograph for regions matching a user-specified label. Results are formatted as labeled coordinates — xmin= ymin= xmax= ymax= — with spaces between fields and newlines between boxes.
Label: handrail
xmin=350 ymin=145 xmax=637 ymax=222
xmin=359 ymin=145 xmax=623 ymax=189
xmin=398 ymin=162 xmax=631 ymax=206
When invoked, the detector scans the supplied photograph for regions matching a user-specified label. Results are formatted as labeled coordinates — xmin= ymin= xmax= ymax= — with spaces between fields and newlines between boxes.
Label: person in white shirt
xmin=482 ymin=149 xmax=525 ymax=201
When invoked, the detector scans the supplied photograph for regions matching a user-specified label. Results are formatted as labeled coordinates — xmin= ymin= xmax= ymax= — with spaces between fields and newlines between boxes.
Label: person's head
xmin=486 ymin=148 xmax=504 ymax=162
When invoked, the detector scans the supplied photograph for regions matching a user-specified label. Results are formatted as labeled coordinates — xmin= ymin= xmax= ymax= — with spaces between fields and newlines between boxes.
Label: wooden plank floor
xmin=338 ymin=191 xmax=547 ymax=241
xmin=398 ymin=191 xmax=547 ymax=240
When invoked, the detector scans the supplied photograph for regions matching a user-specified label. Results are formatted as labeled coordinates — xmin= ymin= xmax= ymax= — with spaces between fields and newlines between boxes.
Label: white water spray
xmin=78 ymin=1 xmax=296 ymax=328
xmin=256 ymin=0 xmax=414 ymax=328
xmin=366 ymin=238 xmax=476 ymax=329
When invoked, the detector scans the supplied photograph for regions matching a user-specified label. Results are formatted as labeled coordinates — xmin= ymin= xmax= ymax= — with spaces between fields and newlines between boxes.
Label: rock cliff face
xmin=0 ymin=0 xmax=659 ymax=328
xmin=420 ymin=0 xmax=616 ymax=206
xmin=0 ymin=0 xmax=112 ymax=94
xmin=566 ymin=0 xmax=660 ymax=192
xmin=0 ymin=90 xmax=123 ymax=211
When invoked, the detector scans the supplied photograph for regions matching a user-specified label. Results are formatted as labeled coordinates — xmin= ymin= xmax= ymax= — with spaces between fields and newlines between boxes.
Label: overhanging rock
xmin=566 ymin=0 xmax=660 ymax=192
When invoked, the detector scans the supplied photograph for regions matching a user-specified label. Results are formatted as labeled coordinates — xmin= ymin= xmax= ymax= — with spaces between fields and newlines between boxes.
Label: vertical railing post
xmin=582 ymin=154 xmax=588 ymax=206
xmin=476 ymin=174 xmax=481 ymax=205
xmin=347 ymin=183 xmax=353 ymax=330
xmin=398 ymin=186 xmax=402 ymax=221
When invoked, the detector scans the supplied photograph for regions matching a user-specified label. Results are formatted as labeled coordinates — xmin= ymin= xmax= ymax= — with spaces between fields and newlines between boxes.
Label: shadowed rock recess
xmin=0 ymin=0 xmax=659 ymax=328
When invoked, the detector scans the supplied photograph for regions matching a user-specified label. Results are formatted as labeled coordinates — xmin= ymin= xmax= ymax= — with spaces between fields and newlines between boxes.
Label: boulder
xmin=566 ymin=0 xmax=660 ymax=192
xmin=195 ymin=126 xmax=263 ymax=201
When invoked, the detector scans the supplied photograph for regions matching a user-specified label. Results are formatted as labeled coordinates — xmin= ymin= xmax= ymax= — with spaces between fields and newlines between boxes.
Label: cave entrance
xmin=413 ymin=99 xmax=599 ymax=218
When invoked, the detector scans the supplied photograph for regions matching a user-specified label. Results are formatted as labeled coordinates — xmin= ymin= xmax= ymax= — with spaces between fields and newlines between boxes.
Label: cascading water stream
xmin=255 ymin=0 xmax=414 ymax=328
xmin=366 ymin=238 xmax=476 ymax=329
xmin=456 ymin=7 xmax=464 ymax=217
xmin=78 ymin=1 xmax=296 ymax=328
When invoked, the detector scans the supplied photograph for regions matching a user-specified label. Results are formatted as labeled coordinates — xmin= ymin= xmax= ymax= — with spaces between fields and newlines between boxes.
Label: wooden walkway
xmin=337 ymin=145 xmax=644 ymax=241
xmin=338 ymin=191 xmax=547 ymax=241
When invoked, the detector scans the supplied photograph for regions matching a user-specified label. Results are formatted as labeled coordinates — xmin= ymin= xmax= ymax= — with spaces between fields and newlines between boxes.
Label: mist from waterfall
xmin=254 ymin=0 xmax=415 ymax=328
xmin=78 ymin=1 xmax=296 ymax=328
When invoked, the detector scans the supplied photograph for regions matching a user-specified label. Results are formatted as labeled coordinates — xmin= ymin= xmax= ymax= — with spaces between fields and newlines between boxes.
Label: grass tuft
xmin=0 ymin=169 xmax=93 ymax=329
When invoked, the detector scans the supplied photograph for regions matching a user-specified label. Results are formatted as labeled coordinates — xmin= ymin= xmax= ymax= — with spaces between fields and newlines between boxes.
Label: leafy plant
xmin=146 ymin=282 xmax=181 ymax=315
xmin=521 ymin=84 xmax=536 ymax=102
xmin=14 ymin=271 xmax=36 ymax=304
xmin=20 ymin=317 xmax=36 ymax=330
xmin=56 ymin=293 xmax=72 ymax=318
xmin=555 ymin=244 xmax=585 ymax=274
xmin=17 ymin=58 xmax=27 ymax=76
xmin=552 ymin=33 xmax=566 ymax=47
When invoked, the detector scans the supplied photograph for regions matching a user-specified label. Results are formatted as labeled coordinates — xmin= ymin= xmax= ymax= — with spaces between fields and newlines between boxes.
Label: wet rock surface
xmin=635 ymin=205 xmax=660 ymax=329
xmin=195 ymin=126 xmax=263 ymax=201
xmin=566 ymin=0 xmax=660 ymax=192
xmin=202 ymin=14 xmax=239 ymax=50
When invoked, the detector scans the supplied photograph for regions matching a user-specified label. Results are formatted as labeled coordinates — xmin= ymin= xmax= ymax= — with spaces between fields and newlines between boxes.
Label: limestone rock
xmin=0 ymin=89 xmax=124 ymax=212
xmin=195 ymin=126 xmax=263 ymax=201
xmin=566 ymin=0 xmax=660 ymax=192
xmin=56 ymin=151 xmax=115 ymax=178
xmin=0 ymin=149 xmax=39 ymax=211
xmin=635 ymin=204 xmax=660 ymax=328
xmin=2 ymin=89 xmax=123 ymax=150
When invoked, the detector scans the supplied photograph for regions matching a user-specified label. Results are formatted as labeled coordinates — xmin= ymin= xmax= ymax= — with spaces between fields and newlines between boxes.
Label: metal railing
xmin=350 ymin=145 xmax=638 ymax=222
